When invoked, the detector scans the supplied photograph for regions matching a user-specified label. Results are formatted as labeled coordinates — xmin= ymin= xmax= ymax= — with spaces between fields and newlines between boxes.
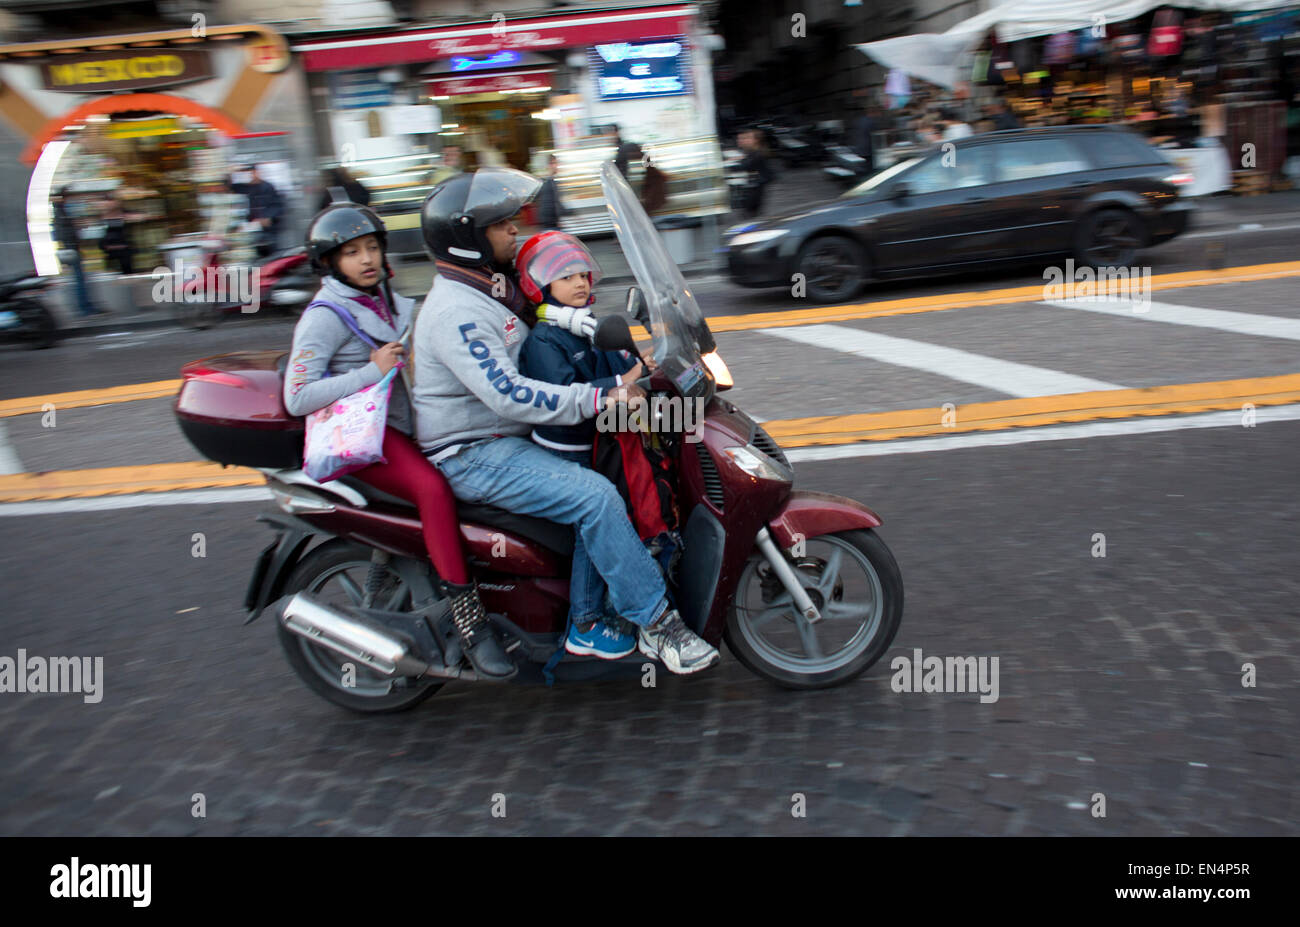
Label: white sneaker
xmin=637 ymin=609 xmax=720 ymax=675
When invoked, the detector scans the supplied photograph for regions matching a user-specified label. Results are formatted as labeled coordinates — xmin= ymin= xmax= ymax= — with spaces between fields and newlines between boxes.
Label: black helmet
xmin=306 ymin=203 xmax=387 ymax=275
xmin=420 ymin=167 xmax=542 ymax=267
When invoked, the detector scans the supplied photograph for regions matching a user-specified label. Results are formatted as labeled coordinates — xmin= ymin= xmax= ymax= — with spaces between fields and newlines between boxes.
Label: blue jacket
xmin=518 ymin=321 xmax=635 ymax=452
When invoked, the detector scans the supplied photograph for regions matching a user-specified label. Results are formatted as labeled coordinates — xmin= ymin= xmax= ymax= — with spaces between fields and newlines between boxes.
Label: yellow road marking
xmin=0 ymin=380 xmax=180 ymax=418
xmin=4 ymin=373 xmax=1297 ymax=501
xmin=0 ymin=462 xmax=261 ymax=502
xmin=765 ymin=373 xmax=1300 ymax=445
xmin=3 ymin=260 xmax=1297 ymax=418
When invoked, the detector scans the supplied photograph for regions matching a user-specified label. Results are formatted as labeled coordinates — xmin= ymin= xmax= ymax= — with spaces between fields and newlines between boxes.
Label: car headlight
xmin=723 ymin=445 xmax=792 ymax=482
xmin=729 ymin=229 xmax=789 ymax=247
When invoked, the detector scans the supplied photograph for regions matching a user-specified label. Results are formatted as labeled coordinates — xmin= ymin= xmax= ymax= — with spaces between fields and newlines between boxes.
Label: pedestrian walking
xmin=51 ymin=188 xmax=103 ymax=317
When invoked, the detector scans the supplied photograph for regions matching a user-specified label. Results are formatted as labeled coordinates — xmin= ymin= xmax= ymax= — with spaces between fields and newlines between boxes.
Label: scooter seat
xmin=334 ymin=476 xmax=574 ymax=557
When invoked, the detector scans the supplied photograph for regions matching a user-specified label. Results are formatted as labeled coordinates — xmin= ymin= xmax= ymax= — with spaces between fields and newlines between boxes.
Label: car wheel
xmin=1074 ymin=209 xmax=1144 ymax=268
xmin=796 ymin=236 xmax=866 ymax=304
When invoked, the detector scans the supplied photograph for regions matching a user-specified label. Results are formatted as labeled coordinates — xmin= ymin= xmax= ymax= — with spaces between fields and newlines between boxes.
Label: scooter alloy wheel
xmin=277 ymin=540 xmax=442 ymax=713
xmin=725 ymin=529 xmax=903 ymax=690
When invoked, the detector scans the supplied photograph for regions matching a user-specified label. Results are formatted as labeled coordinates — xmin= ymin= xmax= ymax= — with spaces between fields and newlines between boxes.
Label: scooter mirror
xmin=625 ymin=286 xmax=650 ymax=330
xmin=594 ymin=313 xmax=640 ymax=357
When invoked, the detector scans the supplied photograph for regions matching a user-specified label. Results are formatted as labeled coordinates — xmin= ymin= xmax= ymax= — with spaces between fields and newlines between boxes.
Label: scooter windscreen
xmin=600 ymin=161 xmax=716 ymax=404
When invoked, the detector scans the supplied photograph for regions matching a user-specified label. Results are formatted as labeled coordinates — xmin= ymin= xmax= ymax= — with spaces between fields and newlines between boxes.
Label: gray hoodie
xmin=412 ymin=274 xmax=604 ymax=454
xmin=283 ymin=275 xmax=416 ymax=436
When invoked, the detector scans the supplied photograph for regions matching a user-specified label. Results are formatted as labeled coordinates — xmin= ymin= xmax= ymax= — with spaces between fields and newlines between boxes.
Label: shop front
xmin=859 ymin=1 xmax=1300 ymax=196
xmin=292 ymin=3 xmax=728 ymax=260
xmin=0 ymin=24 xmax=312 ymax=312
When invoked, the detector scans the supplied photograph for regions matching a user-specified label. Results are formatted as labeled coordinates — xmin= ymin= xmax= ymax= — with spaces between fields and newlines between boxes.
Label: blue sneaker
xmin=565 ymin=619 xmax=636 ymax=659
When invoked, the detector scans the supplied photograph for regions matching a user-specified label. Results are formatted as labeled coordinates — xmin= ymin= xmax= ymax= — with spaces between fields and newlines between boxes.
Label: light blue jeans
xmin=436 ymin=436 xmax=666 ymax=628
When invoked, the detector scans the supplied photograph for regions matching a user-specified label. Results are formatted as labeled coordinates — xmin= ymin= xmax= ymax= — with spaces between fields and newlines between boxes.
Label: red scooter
xmin=174 ymin=166 xmax=903 ymax=711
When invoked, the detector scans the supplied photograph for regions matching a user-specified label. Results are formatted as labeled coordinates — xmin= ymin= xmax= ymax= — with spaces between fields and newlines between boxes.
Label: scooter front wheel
xmin=277 ymin=540 xmax=443 ymax=713
xmin=724 ymin=529 xmax=903 ymax=690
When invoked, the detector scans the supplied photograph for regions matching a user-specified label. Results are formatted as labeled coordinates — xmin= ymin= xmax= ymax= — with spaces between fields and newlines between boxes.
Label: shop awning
xmin=292 ymin=4 xmax=697 ymax=72
xmin=856 ymin=0 xmax=1299 ymax=89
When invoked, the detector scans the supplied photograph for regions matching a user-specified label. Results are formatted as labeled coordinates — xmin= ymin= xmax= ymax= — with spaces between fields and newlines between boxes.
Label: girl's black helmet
xmin=306 ymin=203 xmax=387 ymax=275
xmin=420 ymin=167 xmax=542 ymax=267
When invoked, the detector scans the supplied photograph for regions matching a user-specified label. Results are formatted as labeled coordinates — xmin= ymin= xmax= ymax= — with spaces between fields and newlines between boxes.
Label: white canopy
xmin=856 ymin=0 xmax=1298 ymax=89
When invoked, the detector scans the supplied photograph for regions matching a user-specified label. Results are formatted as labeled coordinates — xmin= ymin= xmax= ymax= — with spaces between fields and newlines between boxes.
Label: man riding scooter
xmin=411 ymin=168 xmax=720 ymax=675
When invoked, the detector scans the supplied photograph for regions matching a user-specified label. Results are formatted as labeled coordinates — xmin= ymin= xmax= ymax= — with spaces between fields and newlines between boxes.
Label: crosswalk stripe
xmin=1042 ymin=299 xmax=1300 ymax=341
xmin=758 ymin=323 xmax=1121 ymax=397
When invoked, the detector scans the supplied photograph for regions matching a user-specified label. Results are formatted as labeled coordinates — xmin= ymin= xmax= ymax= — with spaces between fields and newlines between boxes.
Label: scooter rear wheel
xmin=724 ymin=529 xmax=903 ymax=690
xmin=277 ymin=540 xmax=443 ymax=713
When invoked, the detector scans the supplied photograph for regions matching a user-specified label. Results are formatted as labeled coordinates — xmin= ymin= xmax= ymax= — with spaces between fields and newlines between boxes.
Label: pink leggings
xmin=352 ymin=427 xmax=469 ymax=585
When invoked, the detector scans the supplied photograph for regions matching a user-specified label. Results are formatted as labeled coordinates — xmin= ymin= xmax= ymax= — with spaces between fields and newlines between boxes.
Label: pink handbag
xmin=299 ymin=299 xmax=400 ymax=482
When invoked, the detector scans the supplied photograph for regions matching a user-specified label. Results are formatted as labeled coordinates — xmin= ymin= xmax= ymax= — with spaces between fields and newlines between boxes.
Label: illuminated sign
xmin=41 ymin=49 xmax=212 ymax=93
xmin=590 ymin=37 xmax=689 ymax=101
xmin=449 ymin=51 xmax=522 ymax=72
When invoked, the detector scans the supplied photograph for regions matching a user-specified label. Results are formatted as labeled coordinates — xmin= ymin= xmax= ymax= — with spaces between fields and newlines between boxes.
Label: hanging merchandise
xmin=1043 ymin=31 xmax=1077 ymax=65
xmin=1112 ymin=30 xmax=1146 ymax=62
xmin=972 ymin=50 xmax=991 ymax=84
xmin=884 ymin=68 xmax=911 ymax=108
xmin=1076 ymin=25 xmax=1106 ymax=59
xmin=1149 ymin=9 xmax=1185 ymax=57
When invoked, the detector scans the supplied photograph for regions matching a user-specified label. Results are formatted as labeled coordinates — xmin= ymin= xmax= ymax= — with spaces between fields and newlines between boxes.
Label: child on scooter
xmin=285 ymin=202 xmax=492 ymax=670
xmin=518 ymin=231 xmax=681 ymax=662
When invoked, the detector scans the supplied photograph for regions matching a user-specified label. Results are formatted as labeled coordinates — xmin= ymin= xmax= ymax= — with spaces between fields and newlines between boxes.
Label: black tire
xmin=1073 ymin=208 xmax=1144 ymax=268
xmin=276 ymin=540 xmax=442 ymax=714
xmin=795 ymin=235 xmax=867 ymax=304
xmin=724 ymin=529 xmax=903 ymax=690
xmin=23 ymin=300 xmax=58 ymax=349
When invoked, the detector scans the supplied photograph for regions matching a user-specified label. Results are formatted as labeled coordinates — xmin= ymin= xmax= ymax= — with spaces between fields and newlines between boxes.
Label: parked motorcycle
xmin=174 ymin=164 xmax=904 ymax=711
xmin=0 ymin=271 xmax=58 ymax=350
xmin=172 ymin=242 xmax=314 ymax=330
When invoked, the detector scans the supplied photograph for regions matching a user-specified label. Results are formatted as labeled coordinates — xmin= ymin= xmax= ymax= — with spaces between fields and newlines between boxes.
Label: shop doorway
xmin=438 ymin=92 xmax=553 ymax=170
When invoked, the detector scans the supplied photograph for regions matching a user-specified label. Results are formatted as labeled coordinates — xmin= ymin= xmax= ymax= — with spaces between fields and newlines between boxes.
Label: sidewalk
xmin=52 ymin=171 xmax=1300 ymax=337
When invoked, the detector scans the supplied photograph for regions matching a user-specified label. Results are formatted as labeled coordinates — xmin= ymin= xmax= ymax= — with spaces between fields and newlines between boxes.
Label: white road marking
xmin=759 ymin=323 xmax=1121 ymax=397
xmin=785 ymin=403 xmax=1300 ymax=462
xmin=0 ymin=421 xmax=22 ymax=474
xmin=1043 ymin=299 xmax=1300 ymax=341
xmin=0 ymin=487 xmax=270 ymax=516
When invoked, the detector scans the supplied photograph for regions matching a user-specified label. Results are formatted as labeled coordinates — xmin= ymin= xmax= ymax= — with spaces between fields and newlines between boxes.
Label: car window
xmin=1074 ymin=131 xmax=1162 ymax=168
xmin=995 ymin=138 xmax=1090 ymax=181
xmin=903 ymin=146 xmax=995 ymax=195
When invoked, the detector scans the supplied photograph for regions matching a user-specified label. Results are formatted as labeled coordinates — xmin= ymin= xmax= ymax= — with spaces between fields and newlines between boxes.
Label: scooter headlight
xmin=702 ymin=351 xmax=732 ymax=389
xmin=723 ymin=445 xmax=792 ymax=482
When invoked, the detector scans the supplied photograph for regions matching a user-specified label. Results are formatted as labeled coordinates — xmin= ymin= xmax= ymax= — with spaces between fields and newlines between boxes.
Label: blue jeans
xmin=436 ymin=437 xmax=666 ymax=628
xmin=536 ymin=444 xmax=606 ymax=625
xmin=64 ymin=253 xmax=98 ymax=316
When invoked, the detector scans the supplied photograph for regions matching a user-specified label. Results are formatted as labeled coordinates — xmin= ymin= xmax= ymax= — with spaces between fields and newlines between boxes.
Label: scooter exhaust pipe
xmin=278 ymin=592 xmax=429 ymax=677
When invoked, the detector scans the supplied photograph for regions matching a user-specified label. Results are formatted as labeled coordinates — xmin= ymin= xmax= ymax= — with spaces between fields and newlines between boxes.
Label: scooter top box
xmin=174 ymin=350 xmax=304 ymax=470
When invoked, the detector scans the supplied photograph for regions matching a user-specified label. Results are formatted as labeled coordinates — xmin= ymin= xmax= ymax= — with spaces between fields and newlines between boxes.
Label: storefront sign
xmin=591 ymin=39 xmax=689 ymax=100
xmin=330 ymin=70 xmax=394 ymax=109
xmin=295 ymin=5 xmax=696 ymax=72
xmin=429 ymin=71 xmax=554 ymax=97
xmin=41 ymin=48 xmax=212 ymax=93
xmin=450 ymin=51 xmax=522 ymax=72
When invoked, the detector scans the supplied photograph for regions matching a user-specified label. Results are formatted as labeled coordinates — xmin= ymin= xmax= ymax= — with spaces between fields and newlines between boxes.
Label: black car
xmin=724 ymin=125 xmax=1195 ymax=304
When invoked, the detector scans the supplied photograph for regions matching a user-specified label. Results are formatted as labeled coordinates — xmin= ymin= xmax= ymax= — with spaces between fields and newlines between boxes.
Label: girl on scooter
xmin=284 ymin=202 xmax=478 ymax=656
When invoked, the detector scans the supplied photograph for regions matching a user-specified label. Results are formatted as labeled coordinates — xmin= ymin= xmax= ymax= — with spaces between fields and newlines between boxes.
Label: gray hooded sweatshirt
xmin=412 ymin=273 xmax=604 ymax=454
xmin=283 ymin=275 xmax=416 ymax=435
